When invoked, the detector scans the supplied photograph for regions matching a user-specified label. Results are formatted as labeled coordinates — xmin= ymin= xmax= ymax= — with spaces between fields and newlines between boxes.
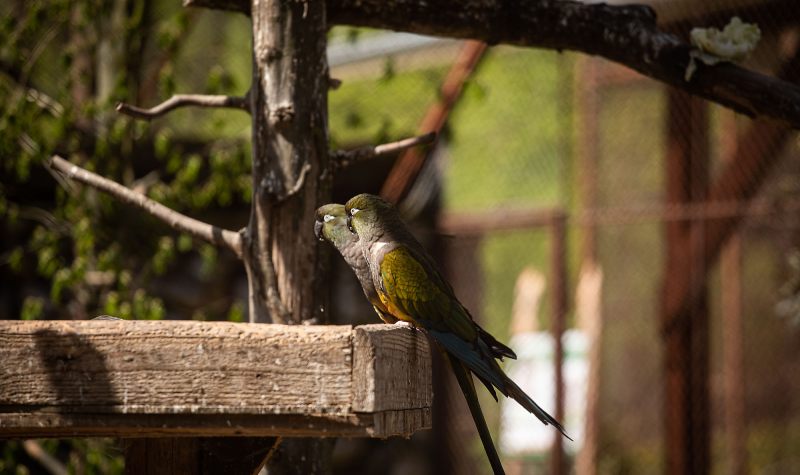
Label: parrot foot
xmin=393 ymin=320 xmax=417 ymax=331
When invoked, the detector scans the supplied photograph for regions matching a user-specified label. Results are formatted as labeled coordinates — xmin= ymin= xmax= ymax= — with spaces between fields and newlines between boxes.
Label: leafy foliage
xmin=0 ymin=1 xmax=252 ymax=470
xmin=1 ymin=0 xmax=250 ymax=324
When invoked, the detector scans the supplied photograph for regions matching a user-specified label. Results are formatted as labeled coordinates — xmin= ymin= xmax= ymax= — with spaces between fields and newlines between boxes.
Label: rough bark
xmin=185 ymin=0 xmax=800 ymax=128
xmin=245 ymin=0 xmax=330 ymax=326
xmin=246 ymin=0 xmax=332 ymax=472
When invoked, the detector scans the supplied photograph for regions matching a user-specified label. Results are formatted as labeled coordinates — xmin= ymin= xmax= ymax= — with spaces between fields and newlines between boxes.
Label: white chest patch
xmin=371 ymin=241 xmax=389 ymax=260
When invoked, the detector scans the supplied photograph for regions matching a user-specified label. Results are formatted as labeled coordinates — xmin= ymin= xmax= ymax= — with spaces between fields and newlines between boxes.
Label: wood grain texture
xmin=0 ymin=321 xmax=431 ymax=438
xmin=352 ymin=325 xmax=432 ymax=413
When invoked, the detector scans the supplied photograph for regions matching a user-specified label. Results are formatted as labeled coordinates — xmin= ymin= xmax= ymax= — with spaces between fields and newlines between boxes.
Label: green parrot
xmin=315 ymin=203 xmax=512 ymax=352
xmin=314 ymin=203 xmax=398 ymax=324
xmin=344 ymin=193 xmax=569 ymax=475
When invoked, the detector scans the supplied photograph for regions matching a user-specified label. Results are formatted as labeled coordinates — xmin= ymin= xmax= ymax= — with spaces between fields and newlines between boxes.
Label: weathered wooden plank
xmin=0 ymin=321 xmax=432 ymax=438
xmin=352 ymin=325 xmax=432 ymax=413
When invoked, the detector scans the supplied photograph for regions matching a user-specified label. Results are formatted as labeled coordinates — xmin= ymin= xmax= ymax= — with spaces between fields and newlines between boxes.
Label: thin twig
xmin=22 ymin=440 xmax=68 ymax=475
xmin=115 ymin=94 xmax=249 ymax=120
xmin=47 ymin=156 xmax=243 ymax=257
xmin=328 ymin=77 xmax=343 ymax=90
xmin=332 ymin=132 xmax=436 ymax=169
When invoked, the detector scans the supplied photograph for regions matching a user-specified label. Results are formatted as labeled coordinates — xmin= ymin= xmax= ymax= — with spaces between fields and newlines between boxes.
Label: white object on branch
xmin=47 ymin=155 xmax=243 ymax=257
xmin=686 ymin=17 xmax=761 ymax=81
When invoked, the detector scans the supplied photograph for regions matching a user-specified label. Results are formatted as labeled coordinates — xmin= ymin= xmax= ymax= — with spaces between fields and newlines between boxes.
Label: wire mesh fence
xmin=325 ymin=2 xmax=800 ymax=473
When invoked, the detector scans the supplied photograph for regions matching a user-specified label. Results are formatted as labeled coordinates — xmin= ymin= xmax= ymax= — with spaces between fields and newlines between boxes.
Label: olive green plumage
xmin=344 ymin=193 xmax=569 ymax=475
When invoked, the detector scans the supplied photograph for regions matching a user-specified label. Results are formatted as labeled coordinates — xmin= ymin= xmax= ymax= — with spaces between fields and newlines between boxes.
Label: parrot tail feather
xmin=448 ymin=354 xmax=506 ymax=475
xmin=478 ymin=327 xmax=517 ymax=360
xmin=504 ymin=378 xmax=572 ymax=441
xmin=475 ymin=373 xmax=499 ymax=402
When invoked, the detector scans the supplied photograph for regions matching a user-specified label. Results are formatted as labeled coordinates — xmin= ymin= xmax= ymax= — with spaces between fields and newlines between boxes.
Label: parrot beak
xmin=313 ymin=220 xmax=324 ymax=241
xmin=346 ymin=214 xmax=355 ymax=234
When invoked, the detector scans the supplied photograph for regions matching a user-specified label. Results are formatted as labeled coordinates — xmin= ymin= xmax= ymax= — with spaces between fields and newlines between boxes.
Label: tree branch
xmin=331 ymin=132 xmax=436 ymax=169
xmin=184 ymin=0 xmax=800 ymax=128
xmin=47 ymin=155 xmax=243 ymax=257
xmin=116 ymin=93 xmax=249 ymax=120
xmin=22 ymin=440 xmax=68 ymax=475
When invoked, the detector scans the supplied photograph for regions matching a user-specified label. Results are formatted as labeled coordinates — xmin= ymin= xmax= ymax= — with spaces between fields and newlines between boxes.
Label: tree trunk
xmin=246 ymin=0 xmax=330 ymax=326
xmin=247 ymin=0 xmax=332 ymax=472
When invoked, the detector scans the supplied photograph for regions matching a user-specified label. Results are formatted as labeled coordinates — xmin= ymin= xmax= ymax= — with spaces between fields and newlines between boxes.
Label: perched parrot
xmin=315 ymin=203 xmax=398 ymax=324
xmin=315 ymin=203 xmax=510 ymax=353
xmin=343 ymin=193 xmax=569 ymax=475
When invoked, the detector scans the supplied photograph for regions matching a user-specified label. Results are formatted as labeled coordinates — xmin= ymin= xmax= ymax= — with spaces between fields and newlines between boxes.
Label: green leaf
xmin=199 ymin=244 xmax=218 ymax=279
xmin=177 ymin=234 xmax=193 ymax=252
xmin=21 ymin=296 xmax=44 ymax=320
xmin=7 ymin=247 xmax=24 ymax=272
xmin=152 ymin=236 xmax=175 ymax=275
xmin=227 ymin=302 xmax=245 ymax=323
xmin=51 ymin=268 xmax=72 ymax=301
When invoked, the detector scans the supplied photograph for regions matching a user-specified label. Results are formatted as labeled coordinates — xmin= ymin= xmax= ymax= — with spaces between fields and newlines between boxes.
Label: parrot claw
xmin=393 ymin=320 xmax=417 ymax=331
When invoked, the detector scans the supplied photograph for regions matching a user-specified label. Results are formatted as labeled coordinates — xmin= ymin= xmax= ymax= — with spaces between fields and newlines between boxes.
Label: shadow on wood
xmin=0 ymin=321 xmax=432 ymax=439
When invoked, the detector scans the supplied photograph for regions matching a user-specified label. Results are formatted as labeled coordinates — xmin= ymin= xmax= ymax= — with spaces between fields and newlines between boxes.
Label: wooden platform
xmin=0 ymin=320 xmax=432 ymax=439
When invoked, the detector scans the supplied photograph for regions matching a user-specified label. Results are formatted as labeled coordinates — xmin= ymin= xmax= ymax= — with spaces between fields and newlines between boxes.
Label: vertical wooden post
xmin=576 ymin=57 xmax=600 ymax=266
xmin=550 ymin=212 xmax=568 ymax=475
xmin=721 ymin=234 xmax=747 ymax=475
xmin=124 ymin=438 xmax=277 ymax=475
xmin=574 ymin=56 xmax=601 ymax=475
xmin=662 ymin=88 xmax=710 ymax=475
xmin=247 ymin=0 xmax=330 ymax=326
xmin=248 ymin=0 xmax=332 ymax=472
xmin=719 ymin=111 xmax=747 ymax=475
xmin=439 ymin=235 xmax=486 ymax=475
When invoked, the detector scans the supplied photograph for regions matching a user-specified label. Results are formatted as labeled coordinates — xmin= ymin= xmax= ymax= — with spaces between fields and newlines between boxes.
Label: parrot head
xmin=344 ymin=193 xmax=396 ymax=240
xmin=314 ymin=203 xmax=353 ymax=247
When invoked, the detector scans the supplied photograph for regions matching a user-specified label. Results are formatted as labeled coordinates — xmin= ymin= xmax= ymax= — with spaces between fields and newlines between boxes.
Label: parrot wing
xmin=388 ymin=241 xmax=517 ymax=361
xmin=378 ymin=246 xmax=478 ymax=341
xmin=379 ymin=246 xmax=570 ymax=438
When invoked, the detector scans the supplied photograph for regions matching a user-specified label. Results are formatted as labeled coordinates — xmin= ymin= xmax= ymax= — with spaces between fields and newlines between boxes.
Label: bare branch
xmin=116 ymin=94 xmax=249 ymax=120
xmin=47 ymin=155 xmax=243 ymax=257
xmin=22 ymin=440 xmax=68 ymax=475
xmin=332 ymin=132 xmax=436 ymax=169
xmin=186 ymin=0 xmax=800 ymax=128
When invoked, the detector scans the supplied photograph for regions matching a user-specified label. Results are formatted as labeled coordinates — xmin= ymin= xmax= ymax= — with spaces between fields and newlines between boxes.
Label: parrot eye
xmin=350 ymin=208 xmax=361 ymax=216
xmin=323 ymin=214 xmax=334 ymax=223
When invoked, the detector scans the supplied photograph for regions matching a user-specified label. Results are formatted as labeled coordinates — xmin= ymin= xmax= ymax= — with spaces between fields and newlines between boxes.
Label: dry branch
xmin=116 ymin=94 xmax=248 ymax=120
xmin=185 ymin=0 xmax=800 ymax=128
xmin=331 ymin=132 xmax=436 ymax=169
xmin=22 ymin=440 xmax=68 ymax=475
xmin=47 ymin=155 xmax=243 ymax=257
